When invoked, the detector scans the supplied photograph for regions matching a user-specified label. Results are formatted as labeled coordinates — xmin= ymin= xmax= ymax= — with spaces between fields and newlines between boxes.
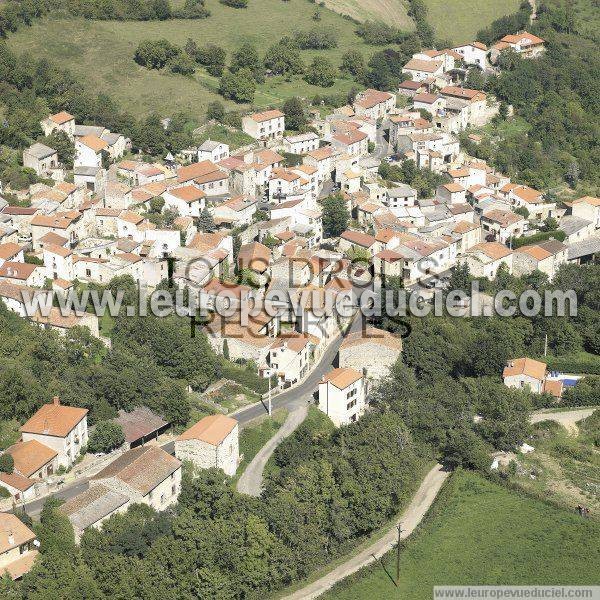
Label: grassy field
xmin=7 ymin=0 xmax=385 ymax=117
xmin=423 ymin=0 xmax=521 ymax=44
xmin=326 ymin=470 xmax=600 ymax=600
xmin=322 ymin=0 xmax=413 ymax=28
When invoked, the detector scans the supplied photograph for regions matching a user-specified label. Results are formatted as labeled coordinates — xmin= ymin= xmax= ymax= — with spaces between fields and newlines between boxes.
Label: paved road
xmin=530 ymin=407 xmax=596 ymax=433
xmin=373 ymin=125 xmax=390 ymax=161
xmin=14 ymin=477 xmax=90 ymax=518
xmin=285 ymin=463 xmax=450 ymax=600
xmin=237 ymin=404 xmax=308 ymax=496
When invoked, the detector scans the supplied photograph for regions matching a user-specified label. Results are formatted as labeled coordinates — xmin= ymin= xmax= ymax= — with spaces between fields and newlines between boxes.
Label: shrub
xmin=88 ymin=421 xmax=125 ymax=454
xmin=220 ymin=0 xmax=248 ymax=7
xmin=512 ymin=230 xmax=566 ymax=249
xmin=134 ymin=39 xmax=180 ymax=69
xmin=168 ymin=53 xmax=197 ymax=75
xmin=355 ymin=20 xmax=404 ymax=45
xmin=294 ymin=27 xmax=337 ymax=49
xmin=0 ymin=453 xmax=14 ymax=474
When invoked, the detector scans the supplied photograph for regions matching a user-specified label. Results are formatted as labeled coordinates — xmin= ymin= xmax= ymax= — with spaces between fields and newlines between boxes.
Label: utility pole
xmin=268 ymin=372 xmax=272 ymax=417
xmin=396 ymin=523 xmax=403 ymax=586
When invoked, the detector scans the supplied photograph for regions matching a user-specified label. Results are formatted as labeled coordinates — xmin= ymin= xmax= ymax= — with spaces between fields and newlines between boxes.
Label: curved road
xmin=285 ymin=464 xmax=449 ymax=600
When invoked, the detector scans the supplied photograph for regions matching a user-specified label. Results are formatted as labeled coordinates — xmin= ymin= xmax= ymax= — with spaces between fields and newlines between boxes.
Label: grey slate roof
xmin=567 ymin=237 xmax=600 ymax=260
xmin=60 ymin=483 xmax=129 ymax=531
xmin=388 ymin=184 xmax=417 ymax=198
xmin=199 ymin=140 xmax=223 ymax=151
xmin=75 ymin=125 xmax=105 ymax=138
xmin=559 ymin=215 xmax=592 ymax=236
xmin=26 ymin=143 xmax=56 ymax=159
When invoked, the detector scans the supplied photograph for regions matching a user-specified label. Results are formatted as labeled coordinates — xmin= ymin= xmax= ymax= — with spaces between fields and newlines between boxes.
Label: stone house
xmin=198 ymin=140 xmax=230 ymax=163
xmin=242 ymin=110 xmax=285 ymax=140
xmin=163 ymin=185 xmax=206 ymax=218
xmin=40 ymin=111 xmax=76 ymax=138
xmin=22 ymin=143 xmax=58 ymax=177
xmin=461 ymin=241 xmax=513 ymax=279
xmin=480 ymin=209 xmax=527 ymax=244
xmin=512 ymin=240 xmax=568 ymax=281
xmin=175 ymin=415 xmax=239 ymax=477
xmin=338 ymin=327 xmax=402 ymax=381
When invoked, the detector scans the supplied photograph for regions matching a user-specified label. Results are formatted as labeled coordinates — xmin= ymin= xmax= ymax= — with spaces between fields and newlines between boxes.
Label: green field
xmin=424 ymin=0 xmax=521 ymax=44
xmin=322 ymin=0 xmax=413 ymax=28
xmin=7 ymin=0 xmax=381 ymax=117
xmin=326 ymin=471 xmax=600 ymax=600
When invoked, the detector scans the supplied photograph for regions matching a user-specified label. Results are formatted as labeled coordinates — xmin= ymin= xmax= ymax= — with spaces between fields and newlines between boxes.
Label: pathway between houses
xmin=236 ymin=404 xmax=309 ymax=496
xmin=284 ymin=463 xmax=450 ymax=600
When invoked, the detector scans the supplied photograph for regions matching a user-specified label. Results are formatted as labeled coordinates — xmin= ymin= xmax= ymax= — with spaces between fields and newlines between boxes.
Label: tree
xmin=149 ymin=196 xmax=165 ymax=213
xmin=43 ymin=130 xmax=74 ymax=168
xmin=514 ymin=206 xmax=529 ymax=218
xmin=565 ymin=161 xmax=579 ymax=189
xmin=196 ymin=44 xmax=227 ymax=76
xmin=0 ymin=453 xmax=14 ymax=473
xmin=304 ymin=57 xmax=336 ymax=87
xmin=465 ymin=67 xmax=485 ymax=90
xmin=222 ymin=339 xmax=230 ymax=360
xmin=206 ymin=101 xmax=225 ymax=122
xmin=543 ymin=216 xmax=558 ymax=231
xmin=219 ymin=69 xmax=256 ymax=103
xmin=321 ymin=193 xmax=349 ymax=238
xmin=168 ymin=53 xmax=196 ymax=75
xmin=197 ymin=206 xmax=215 ymax=232
xmin=340 ymin=50 xmax=365 ymax=79
xmin=447 ymin=263 xmax=471 ymax=295
xmin=294 ymin=28 xmax=337 ymax=50
xmin=282 ymin=97 xmax=307 ymax=131
xmin=230 ymin=43 xmax=264 ymax=82
xmin=134 ymin=39 xmax=180 ymax=69
xmin=264 ymin=37 xmax=304 ymax=76
xmin=88 ymin=421 xmax=125 ymax=454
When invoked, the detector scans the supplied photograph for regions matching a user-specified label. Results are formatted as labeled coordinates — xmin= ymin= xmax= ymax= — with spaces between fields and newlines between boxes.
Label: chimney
xmin=53 ymin=396 xmax=60 ymax=406
xmin=8 ymin=532 xmax=14 ymax=546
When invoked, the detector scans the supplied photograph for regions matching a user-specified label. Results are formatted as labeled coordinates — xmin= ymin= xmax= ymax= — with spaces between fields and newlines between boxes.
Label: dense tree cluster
xmin=321 ymin=193 xmax=350 ymax=237
xmin=293 ymin=27 xmax=338 ymax=49
xmin=378 ymin=159 xmax=448 ymax=198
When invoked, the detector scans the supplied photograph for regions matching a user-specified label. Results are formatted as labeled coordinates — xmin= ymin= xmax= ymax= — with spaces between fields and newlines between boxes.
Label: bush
xmin=220 ymin=0 xmax=248 ymax=7
xmin=561 ymin=376 xmax=600 ymax=406
xmin=219 ymin=359 xmax=272 ymax=394
xmin=512 ymin=230 xmax=566 ymax=249
xmin=294 ymin=27 xmax=337 ymax=49
xmin=88 ymin=421 xmax=125 ymax=454
xmin=168 ymin=53 xmax=197 ymax=75
xmin=355 ymin=20 xmax=404 ymax=45
xmin=0 ymin=453 xmax=14 ymax=474
xmin=134 ymin=39 xmax=180 ymax=69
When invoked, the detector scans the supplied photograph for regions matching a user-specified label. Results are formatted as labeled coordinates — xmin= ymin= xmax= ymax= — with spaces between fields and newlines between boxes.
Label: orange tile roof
xmin=0 ymin=472 xmax=35 ymax=492
xmin=50 ymin=111 xmax=74 ymax=125
xmin=340 ymin=327 xmax=402 ymax=350
xmin=168 ymin=185 xmax=206 ymax=203
xmin=177 ymin=160 xmax=219 ymax=183
xmin=178 ymin=414 xmax=237 ymax=446
xmin=306 ymin=146 xmax=334 ymax=161
xmin=237 ymin=241 xmax=271 ymax=273
xmin=341 ymin=230 xmax=376 ymax=248
xmin=440 ymin=86 xmax=484 ymax=101
xmin=543 ymin=379 xmax=563 ymax=398
xmin=354 ymin=89 xmax=393 ymax=109
xmin=516 ymin=245 xmax=552 ymax=261
xmin=0 ymin=243 xmax=23 ymax=261
xmin=0 ymin=262 xmax=38 ymax=281
xmin=574 ymin=196 xmax=600 ymax=207
xmin=20 ymin=398 xmax=87 ymax=438
xmin=44 ymin=243 xmax=72 ymax=258
xmin=443 ymin=183 xmax=465 ymax=193
xmin=79 ymin=135 xmax=108 ymax=153
xmin=248 ymin=109 xmax=284 ymax=123
xmin=0 ymin=513 xmax=36 ymax=554
xmin=5 ymin=440 xmax=57 ymax=478
xmin=482 ymin=209 xmax=523 ymax=227
xmin=321 ymin=367 xmax=362 ymax=389
xmin=3 ymin=549 xmax=38 ymax=580
xmin=471 ymin=242 xmax=512 ymax=260
xmin=503 ymin=357 xmax=546 ymax=381
xmin=501 ymin=31 xmax=544 ymax=46
xmin=403 ymin=58 xmax=443 ymax=73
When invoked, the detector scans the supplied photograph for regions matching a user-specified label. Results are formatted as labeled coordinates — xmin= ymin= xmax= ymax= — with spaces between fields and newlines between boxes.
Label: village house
xmin=338 ymin=327 xmax=402 ymax=381
xmin=559 ymin=215 xmax=595 ymax=244
xmin=339 ymin=230 xmax=377 ymax=256
xmin=452 ymin=41 xmax=488 ymax=68
xmin=373 ymin=248 xmax=405 ymax=282
xmin=0 ymin=261 xmax=44 ymax=288
xmin=0 ymin=513 xmax=38 ymax=580
xmin=75 ymin=135 xmax=108 ymax=169
xmin=20 ymin=397 xmax=88 ymax=469
xmin=331 ymin=130 xmax=369 ymax=157
xmin=388 ymin=113 xmax=432 ymax=148
xmin=213 ymin=195 xmax=257 ymax=227
xmin=571 ymin=196 xmax=600 ymax=229
xmin=176 ymin=160 xmax=229 ymax=197
xmin=60 ymin=483 xmax=131 ymax=543
xmin=317 ymin=368 xmax=367 ymax=427
xmin=175 ymin=414 xmax=239 ymax=477
xmin=499 ymin=184 xmax=555 ymax=221
xmin=265 ymin=332 xmax=313 ymax=386
xmin=90 ymin=445 xmax=182 ymax=512
xmin=512 ymin=239 xmax=568 ymax=281
xmin=237 ymin=241 xmax=272 ymax=278
xmin=437 ymin=182 xmax=466 ymax=205
xmin=304 ymin=146 xmax=336 ymax=183
xmin=162 ymin=185 xmax=206 ymax=218
xmin=242 ymin=109 xmax=285 ymax=140
xmin=480 ymin=209 xmax=527 ymax=243
xmin=198 ymin=140 xmax=230 ymax=163
xmin=0 ymin=242 xmax=24 ymax=268
xmin=22 ymin=143 xmax=59 ymax=177
xmin=384 ymin=186 xmax=418 ymax=212
xmin=40 ymin=111 xmax=76 ymax=138
xmin=269 ymin=168 xmax=303 ymax=203
xmin=398 ymin=79 xmax=427 ymax=97
xmin=494 ymin=31 xmax=545 ymax=58
xmin=3 ymin=440 xmax=58 ymax=482
xmin=461 ymin=241 xmax=513 ymax=279
xmin=30 ymin=212 xmax=81 ymax=250
xmin=503 ymin=357 xmax=549 ymax=394
xmin=352 ymin=89 xmax=396 ymax=119
xmin=449 ymin=220 xmax=481 ymax=254
xmin=30 ymin=307 xmax=100 ymax=340
xmin=402 ymin=58 xmax=444 ymax=82
xmin=283 ymin=132 xmax=320 ymax=155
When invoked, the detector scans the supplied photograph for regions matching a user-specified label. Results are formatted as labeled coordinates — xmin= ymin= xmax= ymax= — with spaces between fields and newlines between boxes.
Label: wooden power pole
xmin=396 ymin=523 xmax=403 ymax=586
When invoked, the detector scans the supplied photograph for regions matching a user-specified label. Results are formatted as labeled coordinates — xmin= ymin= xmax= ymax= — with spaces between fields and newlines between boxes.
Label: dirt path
xmin=284 ymin=463 xmax=450 ymax=600
xmin=530 ymin=408 xmax=596 ymax=434
xmin=236 ymin=405 xmax=308 ymax=497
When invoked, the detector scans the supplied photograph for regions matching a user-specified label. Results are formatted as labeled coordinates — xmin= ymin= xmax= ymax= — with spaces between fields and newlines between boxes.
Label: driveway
xmin=285 ymin=463 xmax=449 ymax=600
